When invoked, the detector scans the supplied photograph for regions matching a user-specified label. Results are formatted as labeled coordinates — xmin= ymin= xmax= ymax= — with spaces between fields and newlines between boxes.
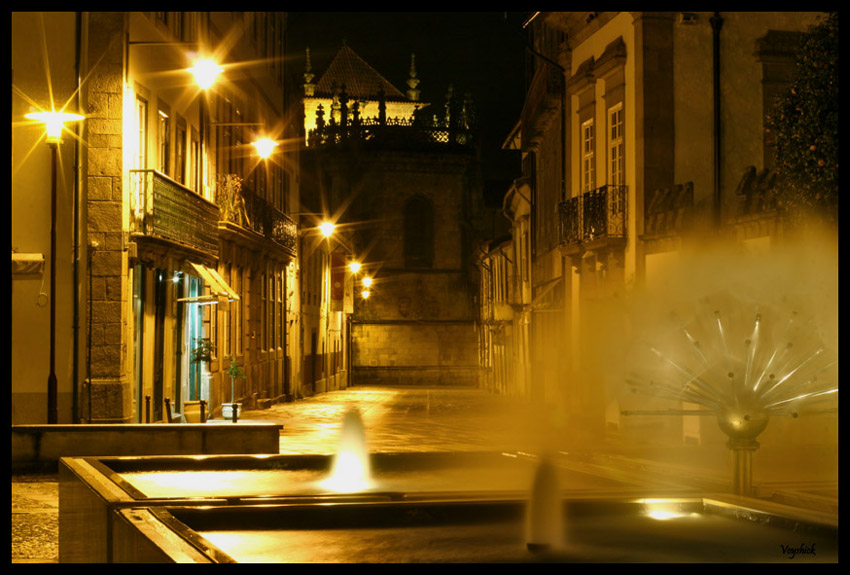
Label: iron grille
xmin=558 ymin=184 xmax=628 ymax=248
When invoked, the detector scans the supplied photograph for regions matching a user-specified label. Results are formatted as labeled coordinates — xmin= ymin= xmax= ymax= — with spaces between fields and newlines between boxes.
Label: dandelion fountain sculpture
xmin=623 ymin=290 xmax=838 ymax=496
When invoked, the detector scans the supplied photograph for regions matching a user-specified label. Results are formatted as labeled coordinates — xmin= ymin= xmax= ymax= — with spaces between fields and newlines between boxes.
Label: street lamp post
xmin=25 ymin=110 xmax=84 ymax=423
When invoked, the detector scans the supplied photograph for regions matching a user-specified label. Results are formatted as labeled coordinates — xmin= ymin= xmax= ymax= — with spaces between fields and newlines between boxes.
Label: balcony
xmin=216 ymin=174 xmax=297 ymax=259
xmin=558 ymin=184 xmax=628 ymax=253
xmin=129 ymin=170 xmax=219 ymax=260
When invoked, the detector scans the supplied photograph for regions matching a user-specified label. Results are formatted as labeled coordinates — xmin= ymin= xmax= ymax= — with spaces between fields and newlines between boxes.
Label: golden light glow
xmin=348 ymin=261 xmax=362 ymax=274
xmin=251 ymin=138 xmax=278 ymax=159
xmin=361 ymin=290 xmax=371 ymax=299
xmin=641 ymin=498 xmax=699 ymax=521
xmin=362 ymin=276 xmax=373 ymax=288
xmin=319 ymin=221 xmax=336 ymax=238
xmin=319 ymin=409 xmax=373 ymax=493
xmin=189 ymin=58 xmax=223 ymax=90
xmin=320 ymin=451 xmax=372 ymax=493
xmin=25 ymin=110 xmax=85 ymax=143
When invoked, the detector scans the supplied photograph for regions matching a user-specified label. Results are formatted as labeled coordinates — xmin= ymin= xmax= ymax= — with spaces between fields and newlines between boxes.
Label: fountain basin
xmin=58 ymin=451 xmax=662 ymax=563
xmin=113 ymin=496 xmax=838 ymax=563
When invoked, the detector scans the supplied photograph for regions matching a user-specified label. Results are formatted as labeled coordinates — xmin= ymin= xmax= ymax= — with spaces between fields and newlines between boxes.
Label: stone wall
xmin=85 ymin=12 xmax=133 ymax=422
xmin=352 ymin=322 xmax=478 ymax=386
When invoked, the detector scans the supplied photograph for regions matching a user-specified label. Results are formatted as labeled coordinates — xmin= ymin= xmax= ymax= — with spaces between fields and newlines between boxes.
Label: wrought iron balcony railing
xmin=216 ymin=173 xmax=297 ymax=258
xmin=129 ymin=169 xmax=219 ymax=259
xmin=558 ymin=185 xmax=628 ymax=249
xmin=308 ymin=116 xmax=472 ymax=148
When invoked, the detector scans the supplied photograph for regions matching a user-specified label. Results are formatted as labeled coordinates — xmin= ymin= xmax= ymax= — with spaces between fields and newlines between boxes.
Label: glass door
xmin=180 ymin=274 xmax=205 ymax=406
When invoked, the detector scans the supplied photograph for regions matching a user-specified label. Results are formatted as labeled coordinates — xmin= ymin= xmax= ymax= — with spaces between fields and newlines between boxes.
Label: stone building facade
xmin=300 ymin=45 xmax=483 ymax=387
xmin=12 ymin=12 xmax=300 ymax=423
xmin=476 ymin=11 xmax=836 ymax=451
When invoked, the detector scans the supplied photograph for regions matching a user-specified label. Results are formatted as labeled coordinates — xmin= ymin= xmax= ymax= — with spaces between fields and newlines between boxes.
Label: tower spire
xmin=304 ymin=47 xmax=315 ymax=96
xmin=406 ymin=53 xmax=420 ymax=102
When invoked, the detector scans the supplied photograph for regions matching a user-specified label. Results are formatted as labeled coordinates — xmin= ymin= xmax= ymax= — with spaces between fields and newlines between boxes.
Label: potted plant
xmin=224 ymin=356 xmax=246 ymax=421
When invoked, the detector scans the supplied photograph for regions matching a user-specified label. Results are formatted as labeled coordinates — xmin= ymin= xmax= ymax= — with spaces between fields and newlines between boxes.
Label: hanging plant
xmin=191 ymin=337 xmax=215 ymax=365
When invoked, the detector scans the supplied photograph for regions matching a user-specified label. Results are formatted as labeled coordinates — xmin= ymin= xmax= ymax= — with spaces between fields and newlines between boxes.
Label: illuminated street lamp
xmin=362 ymin=276 xmax=373 ymax=288
xmin=188 ymin=58 xmax=223 ymax=90
xmin=348 ymin=261 xmax=362 ymax=274
xmin=25 ymin=110 xmax=85 ymax=144
xmin=24 ymin=109 xmax=85 ymax=423
xmin=251 ymin=137 xmax=278 ymax=160
xmin=319 ymin=221 xmax=336 ymax=238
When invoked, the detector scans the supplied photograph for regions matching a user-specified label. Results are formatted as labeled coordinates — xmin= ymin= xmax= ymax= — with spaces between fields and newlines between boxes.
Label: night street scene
xmin=12 ymin=11 xmax=837 ymax=564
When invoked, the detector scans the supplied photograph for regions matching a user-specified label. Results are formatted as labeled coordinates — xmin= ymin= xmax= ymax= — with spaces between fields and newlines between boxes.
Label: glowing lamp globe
xmin=26 ymin=111 xmax=85 ymax=143
xmin=252 ymin=138 xmax=278 ymax=159
xmin=189 ymin=59 xmax=223 ymax=90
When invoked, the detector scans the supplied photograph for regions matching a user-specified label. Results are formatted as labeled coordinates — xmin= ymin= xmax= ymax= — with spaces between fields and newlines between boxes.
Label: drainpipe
xmin=72 ymin=12 xmax=81 ymax=423
xmin=710 ymin=13 xmax=723 ymax=233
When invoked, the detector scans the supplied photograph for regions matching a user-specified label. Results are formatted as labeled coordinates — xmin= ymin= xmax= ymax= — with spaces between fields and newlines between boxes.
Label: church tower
xmin=299 ymin=43 xmax=483 ymax=388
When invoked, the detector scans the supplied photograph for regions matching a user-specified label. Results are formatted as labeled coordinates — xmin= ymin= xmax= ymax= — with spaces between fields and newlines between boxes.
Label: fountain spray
xmin=321 ymin=408 xmax=373 ymax=493
xmin=526 ymin=455 xmax=563 ymax=551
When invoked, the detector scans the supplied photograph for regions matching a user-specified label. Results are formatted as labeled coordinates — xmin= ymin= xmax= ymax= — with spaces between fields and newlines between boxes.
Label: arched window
xmin=403 ymin=195 xmax=434 ymax=268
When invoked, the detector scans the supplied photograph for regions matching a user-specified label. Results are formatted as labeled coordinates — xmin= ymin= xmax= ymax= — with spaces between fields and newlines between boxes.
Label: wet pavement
xmin=11 ymin=384 xmax=838 ymax=563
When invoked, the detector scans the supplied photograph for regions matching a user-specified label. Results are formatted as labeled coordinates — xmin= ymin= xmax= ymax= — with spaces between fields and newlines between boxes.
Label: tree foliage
xmin=765 ymin=12 xmax=838 ymax=221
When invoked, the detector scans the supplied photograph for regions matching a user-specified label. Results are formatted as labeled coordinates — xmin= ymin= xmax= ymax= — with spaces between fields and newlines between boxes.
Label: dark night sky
xmin=286 ymin=12 xmax=530 ymax=190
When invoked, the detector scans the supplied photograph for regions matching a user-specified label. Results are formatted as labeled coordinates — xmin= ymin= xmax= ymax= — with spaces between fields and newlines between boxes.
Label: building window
xmin=175 ymin=118 xmax=187 ymax=185
xmin=608 ymin=103 xmax=624 ymax=187
xmin=267 ymin=270 xmax=275 ymax=351
xmin=135 ymin=94 xmax=149 ymax=170
xmin=403 ymin=195 xmax=434 ymax=268
xmin=191 ymin=128 xmax=201 ymax=193
xmin=172 ymin=12 xmax=184 ymax=40
xmin=276 ymin=270 xmax=283 ymax=351
xmin=157 ymin=105 xmax=170 ymax=175
xmin=223 ymin=263 xmax=232 ymax=358
xmin=235 ymin=265 xmax=243 ymax=357
xmin=261 ymin=270 xmax=268 ymax=350
xmin=582 ymin=118 xmax=596 ymax=193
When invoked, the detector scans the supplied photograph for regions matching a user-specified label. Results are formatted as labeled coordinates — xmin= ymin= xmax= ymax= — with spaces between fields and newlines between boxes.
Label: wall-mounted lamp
xmin=319 ymin=221 xmax=336 ymax=238
xmin=251 ymin=137 xmax=278 ymax=160
xmin=188 ymin=58 xmax=223 ymax=90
